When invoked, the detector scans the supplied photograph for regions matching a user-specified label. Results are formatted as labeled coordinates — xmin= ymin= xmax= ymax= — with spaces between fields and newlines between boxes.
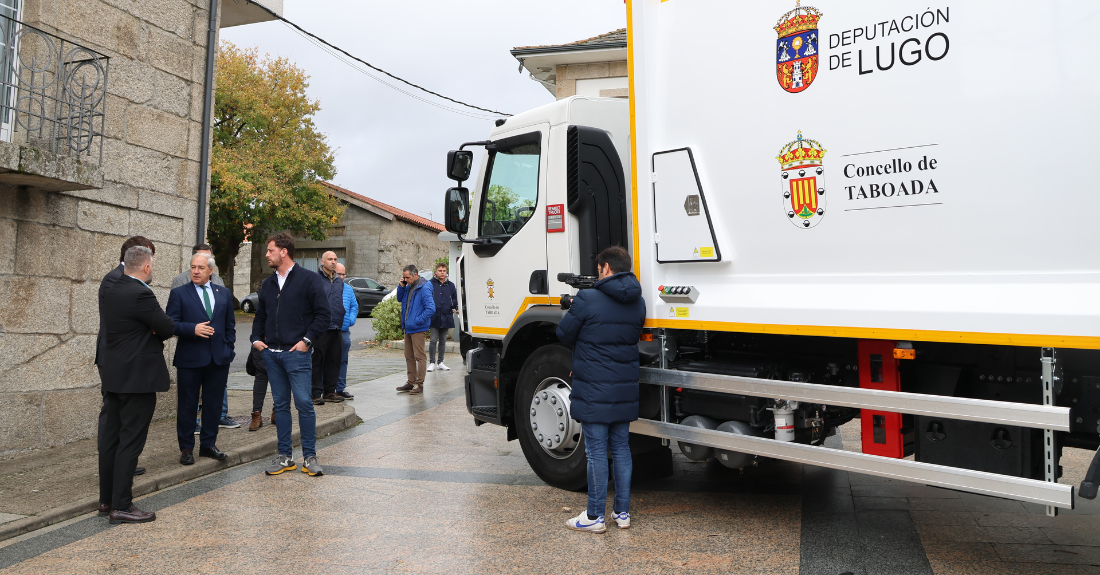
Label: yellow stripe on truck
xmin=644 ymin=318 xmax=1100 ymax=350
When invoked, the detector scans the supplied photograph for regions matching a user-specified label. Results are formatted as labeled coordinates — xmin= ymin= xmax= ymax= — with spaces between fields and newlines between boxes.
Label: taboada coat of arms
xmin=777 ymin=131 xmax=827 ymax=229
xmin=775 ymin=1 xmax=823 ymax=93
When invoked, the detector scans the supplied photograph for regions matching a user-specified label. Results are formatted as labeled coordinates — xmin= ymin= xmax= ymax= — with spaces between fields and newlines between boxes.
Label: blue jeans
xmin=336 ymin=330 xmax=352 ymax=393
xmin=263 ymin=349 xmax=317 ymax=458
xmin=584 ymin=421 xmax=632 ymax=517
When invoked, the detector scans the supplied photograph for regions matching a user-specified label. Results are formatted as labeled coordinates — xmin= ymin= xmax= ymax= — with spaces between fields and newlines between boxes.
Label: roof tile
xmin=513 ymin=28 xmax=626 ymax=51
xmin=321 ymin=181 xmax=445 ymax=233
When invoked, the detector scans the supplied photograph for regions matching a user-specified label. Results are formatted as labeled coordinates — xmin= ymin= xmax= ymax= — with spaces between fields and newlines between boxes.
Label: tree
xmin=207 ymin=42 xmax=343 ymax=292
xmin=485 ymin=184 xmax=519 ymax=222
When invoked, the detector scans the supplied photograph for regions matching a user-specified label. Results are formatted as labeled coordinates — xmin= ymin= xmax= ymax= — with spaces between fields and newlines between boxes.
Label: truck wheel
xmin=514 ymin=345 xmax=587 ymax=491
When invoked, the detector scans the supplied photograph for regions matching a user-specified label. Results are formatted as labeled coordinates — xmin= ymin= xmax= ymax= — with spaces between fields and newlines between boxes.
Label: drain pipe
xmin=196 ymin=0 xmax=219 ymax=244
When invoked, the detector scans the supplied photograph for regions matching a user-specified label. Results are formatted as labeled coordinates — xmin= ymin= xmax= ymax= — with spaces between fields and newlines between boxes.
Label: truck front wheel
xmin=514 ymin=345 xmax=587 ymax=490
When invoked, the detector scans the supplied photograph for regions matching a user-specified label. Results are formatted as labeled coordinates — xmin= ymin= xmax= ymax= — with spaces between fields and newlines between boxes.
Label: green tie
xmin=201 ymin=285 xmax=213 ymax=320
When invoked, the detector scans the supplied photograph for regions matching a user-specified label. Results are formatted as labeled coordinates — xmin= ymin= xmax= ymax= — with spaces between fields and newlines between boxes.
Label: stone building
xmin=248 ymin=181 xmax=447 ymax=291
xmin=511 ymin=29 xmax=628 ymax=100
xmin=0 ymin=0 xmax=282 ymax=454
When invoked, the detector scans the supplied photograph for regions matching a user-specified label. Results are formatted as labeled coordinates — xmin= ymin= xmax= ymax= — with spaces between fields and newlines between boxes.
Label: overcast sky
xmin=221 ymin=0 xmax=627 ymax=224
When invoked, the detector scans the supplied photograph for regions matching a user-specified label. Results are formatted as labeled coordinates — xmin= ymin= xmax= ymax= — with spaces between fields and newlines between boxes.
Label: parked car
xmin=240 ymin=291 xmax=259 ymax=313
xmin=345 ymin=276 xmax=392 ymax=316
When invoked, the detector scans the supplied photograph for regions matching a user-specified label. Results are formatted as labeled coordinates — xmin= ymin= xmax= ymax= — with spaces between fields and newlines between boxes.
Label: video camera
xmin=557 ymin=273 xmax=597 ymax=310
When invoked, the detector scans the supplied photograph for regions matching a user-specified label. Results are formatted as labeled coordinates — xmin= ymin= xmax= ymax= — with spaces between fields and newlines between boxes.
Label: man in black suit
xmin=166 ymin=252 xmax=236 ymax=465
xmin=97 ymin=245 xmax=174 ymax=524
xmin=95 ymin=236 xmax=155 ymax=483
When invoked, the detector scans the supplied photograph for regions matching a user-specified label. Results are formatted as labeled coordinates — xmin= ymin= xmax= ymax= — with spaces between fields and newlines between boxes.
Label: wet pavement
xmin=2 ymin=347 xmax=1099 ymax=574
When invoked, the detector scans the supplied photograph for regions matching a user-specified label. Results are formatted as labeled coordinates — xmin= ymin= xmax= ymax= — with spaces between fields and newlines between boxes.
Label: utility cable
xmin=283 ymin=24 xmax=502 ymax=121
xmin=244 ymin=1 xmax=512 ymax=117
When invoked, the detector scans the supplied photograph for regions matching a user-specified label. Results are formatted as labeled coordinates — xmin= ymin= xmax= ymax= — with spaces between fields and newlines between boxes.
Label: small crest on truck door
xmin=775 ymin=2 xmax=823 ymax=94
xmin=777 ymin=131 xmax=828 ymax=229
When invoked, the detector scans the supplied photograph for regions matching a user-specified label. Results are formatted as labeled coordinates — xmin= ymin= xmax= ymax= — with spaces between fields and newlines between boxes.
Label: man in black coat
xmin=556 ymin=246 xmax=646 ymax=534
xmin=95 ymin=236 xmax=155 ymax=480
xmin=97 ymin=245 xmax=175 ymax=524
xmin=311 ymin=250 xmax=345 ymax=405
xmin=251 ymin=233 xmax=331 ymax=477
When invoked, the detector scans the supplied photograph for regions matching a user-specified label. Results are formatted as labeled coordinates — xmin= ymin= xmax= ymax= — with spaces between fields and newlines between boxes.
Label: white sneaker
xmin=565 ymin=510 xmax=606 ymax=533
xmin=426 ymin=363 xmax=435 ymax=372
xmin=611 ymin=511 xmax=630 ymax=529
xmin=437 ymin=362 xmax=450 ymax=371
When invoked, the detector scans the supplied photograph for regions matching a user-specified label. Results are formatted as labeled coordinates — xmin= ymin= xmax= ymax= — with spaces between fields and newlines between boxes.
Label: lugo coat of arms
xmin=775 ymin=1 xmax=822 ymax=94
xmin=777 ymin=131 xmax=827 ymax=229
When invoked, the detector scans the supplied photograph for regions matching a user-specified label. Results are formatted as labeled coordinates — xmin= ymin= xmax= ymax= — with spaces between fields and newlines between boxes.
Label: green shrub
xmin=370 ymin=297 xmax=404 ymax=341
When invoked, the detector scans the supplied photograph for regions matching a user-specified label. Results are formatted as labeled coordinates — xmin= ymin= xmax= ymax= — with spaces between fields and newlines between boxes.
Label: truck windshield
xmin=480 ymin=141 xmax=540 ymax=237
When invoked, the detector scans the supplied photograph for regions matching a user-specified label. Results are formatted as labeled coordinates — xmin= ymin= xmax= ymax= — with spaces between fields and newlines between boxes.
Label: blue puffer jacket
xmin=397 ymin=277 xmax=435 ymax=334
xmin=341 ymin=283 xmax=358 ymax=331
xmin=556 ymin=272 xmax=646 ymax=424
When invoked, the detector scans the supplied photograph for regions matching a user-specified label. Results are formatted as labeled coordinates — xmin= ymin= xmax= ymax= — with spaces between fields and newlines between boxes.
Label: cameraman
xmin=555 ymin=246 xmax=646 ymax=533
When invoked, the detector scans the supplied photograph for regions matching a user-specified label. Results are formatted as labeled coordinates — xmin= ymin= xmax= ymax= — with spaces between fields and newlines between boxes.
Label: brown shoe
xmin=98 ymin=503 xmax=110 ymax=517
xmin=409 ymin=385 xmax=423 ymax=395
xmin=396 ymin=383 xmax=415 ymax=392
xmin=248 ymin=411 xmax=263 ymax=431
xmin=108 ymin=505 xmax=156 ymax=524
xmin=312 ymin=396 xmax=325 ymax=406
xmin=270 ymin=409 xmax=276 ymax=424
xmin=322 ymin=393 xmax=344 ymax=403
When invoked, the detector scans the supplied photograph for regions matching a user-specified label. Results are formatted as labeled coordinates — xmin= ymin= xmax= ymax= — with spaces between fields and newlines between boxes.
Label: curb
xmin=0 ymin=406 xmax=359 ymax=543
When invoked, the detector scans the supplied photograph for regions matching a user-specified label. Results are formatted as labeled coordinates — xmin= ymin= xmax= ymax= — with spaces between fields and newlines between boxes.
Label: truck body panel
xmin=627 ymin=0 xmax=1100 ymax=348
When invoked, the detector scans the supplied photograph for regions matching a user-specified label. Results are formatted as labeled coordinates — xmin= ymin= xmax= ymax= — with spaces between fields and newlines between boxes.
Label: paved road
xmin=2 ymin=350 xmax=1098 ymax=574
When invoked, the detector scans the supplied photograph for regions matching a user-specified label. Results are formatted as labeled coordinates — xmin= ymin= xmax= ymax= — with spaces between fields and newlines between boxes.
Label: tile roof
xmin=320 ymin=181 xmax=445 ymax=232
xmin=513 ymin=28 xmax=627 ymax=52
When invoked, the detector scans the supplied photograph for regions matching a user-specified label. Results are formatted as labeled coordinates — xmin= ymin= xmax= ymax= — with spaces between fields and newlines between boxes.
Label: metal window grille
xmin=0 ymin=11 xmax=108 ymax=164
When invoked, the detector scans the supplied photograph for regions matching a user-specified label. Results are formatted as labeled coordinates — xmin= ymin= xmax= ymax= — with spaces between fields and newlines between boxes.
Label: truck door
xmin=465 ymin=127 xmax=549 ymax=338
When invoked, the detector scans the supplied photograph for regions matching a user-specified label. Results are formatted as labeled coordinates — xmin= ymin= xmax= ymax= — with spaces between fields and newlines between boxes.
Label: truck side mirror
xmin=444 ymin=186 xmax=470 ymax=235
xmin=447 ymin=150 xmax=473 ymax=182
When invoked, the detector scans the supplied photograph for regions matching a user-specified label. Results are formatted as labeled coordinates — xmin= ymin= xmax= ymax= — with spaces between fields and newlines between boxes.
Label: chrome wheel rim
xmin=529 ymin=377 xmax=581 ymax=459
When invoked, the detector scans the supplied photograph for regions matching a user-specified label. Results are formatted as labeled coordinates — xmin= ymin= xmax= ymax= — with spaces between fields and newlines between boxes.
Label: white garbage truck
xmin=439 ymin=0 xmax=1100 ymax=513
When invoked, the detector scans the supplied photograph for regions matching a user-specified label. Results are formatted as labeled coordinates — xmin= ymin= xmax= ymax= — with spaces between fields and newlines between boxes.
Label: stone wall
xmin=0 ymin=0 xmax=219 ymax=454
xmin=252 ymin=203 xmax=447 ymax=290
xmin=554 ymin=61 xmax=629 ymax=99
xmin=377 ymin=219 xmax=448 ymax=287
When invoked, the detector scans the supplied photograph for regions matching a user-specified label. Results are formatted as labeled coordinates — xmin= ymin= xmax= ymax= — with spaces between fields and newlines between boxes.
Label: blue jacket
xmin=429 ymin=277 xmax=458 ymax=329
xmin=250 ymin=264 xmax=331 ymax=350
xmin=556 ymin=272 xmax=646 ymax=424
xmin=397 ymin=278 xmax=435 ymax=334
xmin=318 ymin=269 xmax=345 ymax=331
xmin=341 ymin=283 xmax=358 ymax=331
xmin=167 ymin=281 xmax=236 ymax=368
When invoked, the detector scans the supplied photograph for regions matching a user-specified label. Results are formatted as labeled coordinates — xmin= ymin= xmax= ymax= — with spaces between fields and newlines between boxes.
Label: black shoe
xmin=322 ymin=393 xmax=344 ymax=403
xmin=134 ymin=467 xmax=146 ymax=476
xmin=337 ymin=391 xmax=354 ymax=400
xmin=179 ymin=449 xmax=195 ymax=465
xmin=199 ymin=447 xmax=228 ymax=461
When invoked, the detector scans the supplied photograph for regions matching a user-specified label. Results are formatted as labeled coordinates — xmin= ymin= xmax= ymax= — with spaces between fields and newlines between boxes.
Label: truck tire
xmin=514 ymin=345 xmax=588 ymax=491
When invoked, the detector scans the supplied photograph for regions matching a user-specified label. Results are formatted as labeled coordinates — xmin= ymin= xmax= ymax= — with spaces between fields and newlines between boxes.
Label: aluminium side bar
xmin=630 ymin=419 xmax=1074 ymax=508
xmin=641 ymin=367 xmax=1070 ymax=432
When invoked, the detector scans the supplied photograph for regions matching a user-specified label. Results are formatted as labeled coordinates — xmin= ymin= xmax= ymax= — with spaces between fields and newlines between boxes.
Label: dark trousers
xmin=176 ymin=362 xmax=230 ymax=451
xmin=98 ymin=391 xmax=156 ymax=510
xmin=250 ymin=346 xmax=269 ymax=413
xmin=311 ymin=329 xmax=342 ymax=398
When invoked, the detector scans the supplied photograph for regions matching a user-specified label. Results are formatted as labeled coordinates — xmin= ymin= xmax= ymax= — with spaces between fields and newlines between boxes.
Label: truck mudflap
xmin=638 ymin=367 xmax=1075 ymax=509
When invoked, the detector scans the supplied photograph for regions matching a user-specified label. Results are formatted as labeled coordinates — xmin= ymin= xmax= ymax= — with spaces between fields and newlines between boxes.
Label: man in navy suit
xmin=166 ymin=252 xmax=236 ymax=465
